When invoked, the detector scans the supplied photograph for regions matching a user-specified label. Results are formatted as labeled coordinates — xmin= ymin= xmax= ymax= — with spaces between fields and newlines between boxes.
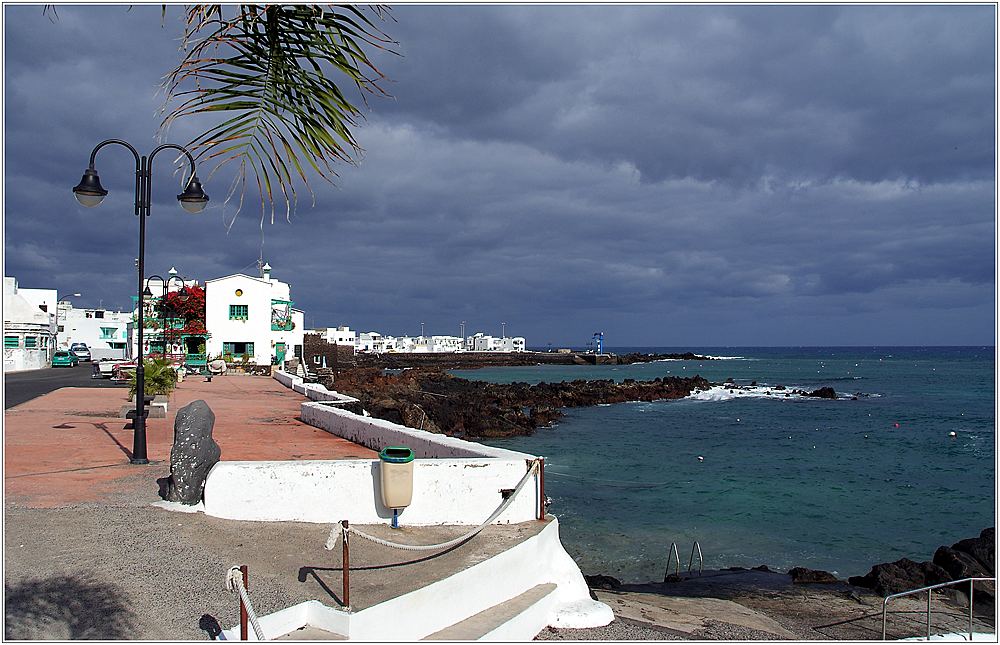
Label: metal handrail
xmin=663 ymin=542 xmax=681 ymax=581
xmin=688 ymin=541 xmax=704 ymax=576
xmin=881 ymin=576 xmax=996 ymax=640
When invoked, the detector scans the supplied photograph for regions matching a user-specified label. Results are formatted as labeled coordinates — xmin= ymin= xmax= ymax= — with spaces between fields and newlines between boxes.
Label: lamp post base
xmin=130 ymin=457 xmax=150 ymax=465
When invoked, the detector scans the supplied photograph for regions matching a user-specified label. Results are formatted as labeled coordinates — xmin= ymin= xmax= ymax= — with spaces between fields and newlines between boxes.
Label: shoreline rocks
xmin=324 ymin=368 xmax=711 ymax=438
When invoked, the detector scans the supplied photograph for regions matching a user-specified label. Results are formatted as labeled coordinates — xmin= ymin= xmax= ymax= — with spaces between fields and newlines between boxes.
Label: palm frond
xmin=160 ymin=4 xmax=397 ymax=225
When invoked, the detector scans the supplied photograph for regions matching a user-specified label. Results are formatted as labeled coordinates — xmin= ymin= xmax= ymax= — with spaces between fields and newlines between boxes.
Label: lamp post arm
xmin=148 ymin=143 xmax=199 ymax=187
xmin=88 ymin=139 xmax=142 ymax=216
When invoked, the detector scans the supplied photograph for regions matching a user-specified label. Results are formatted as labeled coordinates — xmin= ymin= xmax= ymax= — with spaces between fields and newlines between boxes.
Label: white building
xmin=204 ymin=263 xmax=305 ymax=366
xmin=3 ymin=276 xmax=56 ymax=371
xmin=59 ymin=304 xmax=132 ymax=358
xmin=470 ymin=332 xmax=526 ymax=352
xmin=314 ymin=326 xmax=357 ymax=347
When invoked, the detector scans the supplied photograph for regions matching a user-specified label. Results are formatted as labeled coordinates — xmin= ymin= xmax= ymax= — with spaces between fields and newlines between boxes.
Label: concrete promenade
xmin=4 ymin=374 xmax=376 ymax=507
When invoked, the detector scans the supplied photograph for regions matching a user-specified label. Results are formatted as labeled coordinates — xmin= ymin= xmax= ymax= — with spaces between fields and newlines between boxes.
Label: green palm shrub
xmin=129 ymin=358 xmax=179 ymax=399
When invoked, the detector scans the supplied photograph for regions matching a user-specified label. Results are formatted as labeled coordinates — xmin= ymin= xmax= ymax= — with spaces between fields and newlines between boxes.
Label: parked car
xmin=69 ymin=343 xmax=91 ymax=362
xmin=52 ymin=351 xmax=80 ymax=367
xmin=92 ymin=357 xmax=131 ymax=379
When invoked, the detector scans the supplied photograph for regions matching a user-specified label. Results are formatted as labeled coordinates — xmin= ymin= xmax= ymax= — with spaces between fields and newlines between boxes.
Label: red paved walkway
xmin=4 ymin=374 xmax=376 ymax=507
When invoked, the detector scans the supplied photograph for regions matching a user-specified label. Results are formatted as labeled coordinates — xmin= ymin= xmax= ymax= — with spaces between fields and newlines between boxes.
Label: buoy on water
xmin=893 ymin=423 xmax=900 ymax=428
xmin=697 ymin=456 xmax=704 ymax=461
xmin=949 ymin=431 xmax=957 ymax=438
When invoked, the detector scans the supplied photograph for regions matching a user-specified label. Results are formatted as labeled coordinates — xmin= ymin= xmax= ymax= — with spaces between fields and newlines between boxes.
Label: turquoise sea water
xmin=452 ymin=347 xmax=996 ymax=581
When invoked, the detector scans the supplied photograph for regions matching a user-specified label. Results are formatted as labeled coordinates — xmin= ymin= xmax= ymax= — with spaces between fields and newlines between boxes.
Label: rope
xmin=226 ymin=567 xmax=266 ymax=641
xmin=325 ymin=460 xmax=539 ymax=553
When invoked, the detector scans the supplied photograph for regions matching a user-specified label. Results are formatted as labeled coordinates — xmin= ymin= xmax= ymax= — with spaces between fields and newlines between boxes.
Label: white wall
xmin=203 ymin=458 xmax=540 ymax=525
xmin=3 ymin=277 xmax=56 ymax=371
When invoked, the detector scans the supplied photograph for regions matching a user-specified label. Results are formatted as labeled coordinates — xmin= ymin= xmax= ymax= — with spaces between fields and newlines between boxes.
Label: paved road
xmin=4 ymin=364 xmax=126 ymax=409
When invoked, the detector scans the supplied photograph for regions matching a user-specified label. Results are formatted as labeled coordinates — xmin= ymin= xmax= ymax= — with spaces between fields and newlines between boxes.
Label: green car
xmin=52 ymin=350 xmax=80 ymax=367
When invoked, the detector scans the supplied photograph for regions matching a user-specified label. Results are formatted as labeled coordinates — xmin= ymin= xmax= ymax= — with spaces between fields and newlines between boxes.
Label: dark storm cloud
xmin=3 ymin=4 xmax=994 ymax=345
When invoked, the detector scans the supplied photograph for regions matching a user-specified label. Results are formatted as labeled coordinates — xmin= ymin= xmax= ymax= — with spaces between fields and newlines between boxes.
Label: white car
xmin=69 ymin=343 xmax=91 ymax=362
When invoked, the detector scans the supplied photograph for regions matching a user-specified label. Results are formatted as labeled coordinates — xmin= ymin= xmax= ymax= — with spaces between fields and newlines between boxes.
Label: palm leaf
xmin=160 ymin=4 xmax=397 ymax=224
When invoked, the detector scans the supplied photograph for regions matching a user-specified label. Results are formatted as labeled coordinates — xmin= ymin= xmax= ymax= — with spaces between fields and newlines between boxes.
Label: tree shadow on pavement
xmin=4 ymin=574 xmax=137 ymax=639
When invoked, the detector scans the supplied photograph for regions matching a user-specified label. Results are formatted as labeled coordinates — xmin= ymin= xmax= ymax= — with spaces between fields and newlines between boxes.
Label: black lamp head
xmin=73 ymin=168 xmax=108 ymax=207
xmin=177 ymin=175 xmax=209 ymax=213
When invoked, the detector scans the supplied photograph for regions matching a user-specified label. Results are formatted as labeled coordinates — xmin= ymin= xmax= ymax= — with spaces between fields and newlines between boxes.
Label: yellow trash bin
xmin=379 ymin=447 xmax=414 ymax=527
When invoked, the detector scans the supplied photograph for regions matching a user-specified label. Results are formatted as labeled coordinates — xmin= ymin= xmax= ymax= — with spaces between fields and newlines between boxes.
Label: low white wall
xmin=274 ymin=369 xmax=534 ymax=461
xmin=203 ymin=458 xmax=539 ymax=525
xmin=301 ymin=403 xmax=532 ymax=461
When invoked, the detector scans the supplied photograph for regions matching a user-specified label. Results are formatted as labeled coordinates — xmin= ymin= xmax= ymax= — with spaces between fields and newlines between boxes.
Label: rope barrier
xmin=326 ymin=459 xmax=539 ymax=553
xmin=226 ymin=566 xmax=266 ymax=641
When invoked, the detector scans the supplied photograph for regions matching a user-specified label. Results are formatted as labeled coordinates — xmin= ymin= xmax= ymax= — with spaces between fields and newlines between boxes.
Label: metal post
xmin=969 ymin=579 xmax=974 ymax=641
xmin=131 ymin=155 xmax=149 ymax=464
xmin=538 ymin=457 xmax=546 ymax=520
xmin=240 ymin=565 xmax=249 ymax=640
xmin=882 ymin=600 xmax=888 ymax=640
xmin=926 ymin=589 xmax=931 ymax=639
xmin=341 ymin=520 xmax=350 ymax=609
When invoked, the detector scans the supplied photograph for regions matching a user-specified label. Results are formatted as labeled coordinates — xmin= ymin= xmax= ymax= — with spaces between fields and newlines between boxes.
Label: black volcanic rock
xmin=953 ymin=527 xmax=995 ymax=574
xmin=848 ymin=558 xmax=952 ymax=596
xmin=806 ymin=387 xmax=837 ymax=399
xmin=789 ymin=567 xmax=839 ymax=584
xmin=585 ymin=574 xmax=622 ymax=590
xmin=166 ymin=400 xmax=221 ymax=505
xmin=328 ymin=368 xmax=711 ymax=438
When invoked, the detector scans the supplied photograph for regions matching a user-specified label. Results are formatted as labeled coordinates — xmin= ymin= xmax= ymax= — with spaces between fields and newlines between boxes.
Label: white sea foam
xmin=686 ymin=385 xmax=809 ymax=402
xmin=702 ymin=355 xmax=746 ymax=360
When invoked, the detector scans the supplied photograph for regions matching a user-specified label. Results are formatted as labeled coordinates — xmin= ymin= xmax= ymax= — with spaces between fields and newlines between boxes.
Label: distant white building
xmin=204 ymin=263 xmax=304 ymax=366
xmin=59 ymin=304 xmax=132 ymax=358
xmin=314 ymin=326 xmax=357 ymax=347
xmin=470 ymin=332 xmax=526 ymax=352
xmin=3 ymin=276 xmax=56 ymax=371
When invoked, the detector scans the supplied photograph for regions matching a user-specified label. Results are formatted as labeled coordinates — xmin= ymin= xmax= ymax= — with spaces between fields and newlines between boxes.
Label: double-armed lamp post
xmin=73 ymin=139 xmax=208 ymax=465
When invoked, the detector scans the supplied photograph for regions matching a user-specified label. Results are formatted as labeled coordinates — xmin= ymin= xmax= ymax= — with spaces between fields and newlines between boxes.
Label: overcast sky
xmin=3 ymin=4 xmax=995 ymax=346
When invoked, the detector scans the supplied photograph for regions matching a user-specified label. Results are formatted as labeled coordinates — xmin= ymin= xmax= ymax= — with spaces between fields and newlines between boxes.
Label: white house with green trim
xmin=204 ymin=263 xmax=304 ymax=367
xmin=3 ymin=276 xmax=56 ymax=371
xmin=59 ymin=304 xmax=132 ymax=357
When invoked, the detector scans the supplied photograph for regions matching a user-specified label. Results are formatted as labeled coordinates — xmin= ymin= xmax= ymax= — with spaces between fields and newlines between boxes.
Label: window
xmin=229 ymin=304 xmax=249 ymax=320
xmin=57 ymin=325 xmax=64 ymax=332
xmin=100 ymin=327 xmax=117 ymax=340
xmin=5 ymin=336 xmax=19 ymax=348
xmin=294 ymin=344 xmax=303 ymax=358
xmin=223 ymin=341 xmax=254 ymax=357
xmin=25 ymin=336 xmax=37 ymax=348
xmin=41 ymin=336 xmax=49 ymax=348
xmin=94 ymin=311 xmax=104 ymax=319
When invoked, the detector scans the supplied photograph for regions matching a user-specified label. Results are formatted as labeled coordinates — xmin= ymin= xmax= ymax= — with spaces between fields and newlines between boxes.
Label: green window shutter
xmin=229 ymin=305 xmax=249 ymax=320
xmin=247 ymin=342 xmax=254 ymax=357
xmin=4 ymin=336 xmax=19 ymax=348
xmin=223 ymin=342 xmax=234 ymax=354
xmin=24 ymin=337 xmax=37 ymax=348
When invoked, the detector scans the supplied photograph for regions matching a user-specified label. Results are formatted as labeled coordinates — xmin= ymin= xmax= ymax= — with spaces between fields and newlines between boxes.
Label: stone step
xmin=422 ymin=583 xmax=557 ymax=641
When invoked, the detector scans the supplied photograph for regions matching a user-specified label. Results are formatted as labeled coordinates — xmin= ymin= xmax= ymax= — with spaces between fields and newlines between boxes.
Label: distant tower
xmin=593 ymin=331 xmax=604 ymax=355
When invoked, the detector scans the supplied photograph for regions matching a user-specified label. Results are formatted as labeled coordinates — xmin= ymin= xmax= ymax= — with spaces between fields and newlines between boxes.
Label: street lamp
xmin=73 ymin=139 xmax=208 ymax=465
xmin=54 ymin=293 xmax=81 ymax=349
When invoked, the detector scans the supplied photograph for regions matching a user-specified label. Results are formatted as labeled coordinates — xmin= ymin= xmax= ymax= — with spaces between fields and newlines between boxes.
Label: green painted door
xmin=275 ymin=342 xmax=287 ymax=364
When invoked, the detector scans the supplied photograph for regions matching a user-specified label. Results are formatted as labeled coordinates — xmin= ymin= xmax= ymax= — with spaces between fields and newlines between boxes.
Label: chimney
xmin=262 ymin=262 xmax=272 ymax=281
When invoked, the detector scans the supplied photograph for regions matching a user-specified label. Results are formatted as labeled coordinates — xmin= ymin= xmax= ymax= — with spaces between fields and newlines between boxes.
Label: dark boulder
xmin=166 ymin=400 xmax=221 ymax=505
xmin=807 ymin=387 xmax=837 ymax=399
xmin=584 ymin=574 xmax=621 ymax=590
xmin=789 ymin=567 xmax=839 ymax=584
xmin=934 ymin=545 xmax=995 ymax=606
xmin=953 ymin=527 xmax=995 ymax=574
xmin=848 ymin=558 xmax=952 ymax=596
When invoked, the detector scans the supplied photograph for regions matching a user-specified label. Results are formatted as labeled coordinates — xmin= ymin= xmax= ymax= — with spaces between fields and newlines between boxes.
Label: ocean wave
xmin=702 ymin=355 xmax=746 ymax=360
xmin=686 ymin=385 xmax=809 ymax=402
xmin=687 ymin=385 xmax=878 ymax=401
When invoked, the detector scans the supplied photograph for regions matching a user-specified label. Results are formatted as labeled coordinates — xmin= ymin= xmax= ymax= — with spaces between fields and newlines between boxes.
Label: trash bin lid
xmin=379 ymin=446 xmax=414 ymax=463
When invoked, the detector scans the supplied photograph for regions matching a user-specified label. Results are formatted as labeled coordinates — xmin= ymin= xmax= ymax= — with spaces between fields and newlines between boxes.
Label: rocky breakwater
xmin=323 ymin=368 xmax=711 ymax=438
xmin=353 ymin=351 xmax=716 ymax=370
